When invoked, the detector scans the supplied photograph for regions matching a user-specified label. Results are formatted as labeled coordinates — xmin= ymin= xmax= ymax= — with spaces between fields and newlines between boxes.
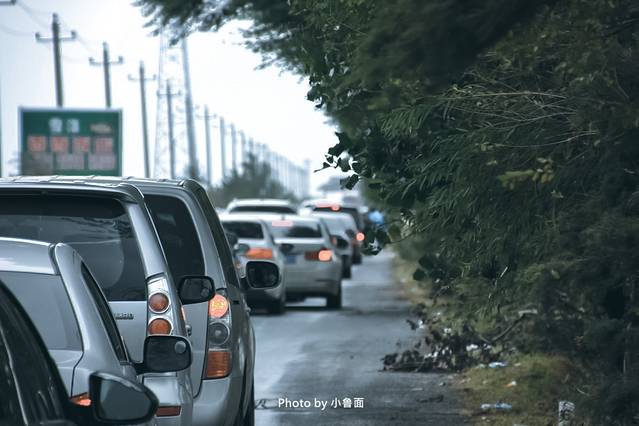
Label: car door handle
xmin=186 ymin=324 xmax=192 ymax=336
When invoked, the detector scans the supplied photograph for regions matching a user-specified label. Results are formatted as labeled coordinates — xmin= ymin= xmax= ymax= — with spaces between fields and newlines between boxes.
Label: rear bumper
xmin=192 ymin=376 xmax=244 ymax=426
xmin=246 ymin=284 xmax=284 ymax=306
xmin=142 ymin=375 xmax=193 ymax=426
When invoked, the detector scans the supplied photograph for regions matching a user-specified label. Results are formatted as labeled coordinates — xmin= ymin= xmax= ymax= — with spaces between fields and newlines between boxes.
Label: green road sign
xmin=20 ymin=108 xmax=122 ymax=176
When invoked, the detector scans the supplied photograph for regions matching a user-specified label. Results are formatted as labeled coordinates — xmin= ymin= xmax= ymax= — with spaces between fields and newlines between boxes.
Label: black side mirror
xmin=178 ymin=276 xmax=215 ymax=305
xmin=279 ymin=243 xmax=294 ymax=254
xmin=89 ymin=372 xmax=158 ymax=424
xmin=245 ymin=260 xmax=280 ymax=289
xmin=135 ymin=335 xmax=192 ymax=374
xmin=331 ymin=235 xmax=350 ymax=250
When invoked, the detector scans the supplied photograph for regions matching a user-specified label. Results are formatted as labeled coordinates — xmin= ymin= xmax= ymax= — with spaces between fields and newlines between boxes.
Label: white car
xmin=220 ymin=213 xmax=287 ymax=314
xmin=261 ymin=214 xmax=343 ymax=309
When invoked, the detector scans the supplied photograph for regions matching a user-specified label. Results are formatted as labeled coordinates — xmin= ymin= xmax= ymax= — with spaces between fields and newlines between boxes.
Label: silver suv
xmin=0 ymin=178 xmax=215 ymax=425
xmin=0 ymin=237 xmax=192 ymax=424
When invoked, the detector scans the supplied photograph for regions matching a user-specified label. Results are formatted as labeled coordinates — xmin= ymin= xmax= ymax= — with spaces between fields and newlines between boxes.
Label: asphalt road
xmin=252 ymin=251 xmax=469 ymax=425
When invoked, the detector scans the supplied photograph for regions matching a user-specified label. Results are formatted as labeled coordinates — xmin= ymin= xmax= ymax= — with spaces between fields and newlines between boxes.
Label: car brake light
xmin=148 ymin=292 xmax=170 ymax=313
xmin=148 ymin=318 xmax=172 ymax=335
xmin=305 ymin=249 xmax=333 ymax=262
xmin=330 ymin=205 xmax=340 ymax=211
xmin=157 ymin=406 xmax=181 ymax=417
xmin=71 ymin=393 xmax=91 ymax=407
xmin=208 ymin=294 xmax=229 ymax=318
xmin=205 ymin=350 xmax=232 ymax=378
xmin=356 ymin=232 xmax=365 ymax=242
xmin=246 ymin=247 xmax=274 ymax=259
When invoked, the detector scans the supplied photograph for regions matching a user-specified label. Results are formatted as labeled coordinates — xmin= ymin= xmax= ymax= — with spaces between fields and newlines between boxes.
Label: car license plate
xmin=285 ymin=254 xmax=297 ymax=264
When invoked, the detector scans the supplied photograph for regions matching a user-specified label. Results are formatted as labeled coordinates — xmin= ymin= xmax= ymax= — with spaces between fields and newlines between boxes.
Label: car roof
xmin=228 ymin=198 xmax=295 ymax=207
xmin=256 ymin=213 xmax=322 ymax=225
xmin=0 ymin=237 xmax=56 ymax=274
xmin=219 ymin=213 xmax=267 ymax=224
xmin=0 ymin=176 xmax=147 ymax=204
xmin=301 ymin=198 xmax=359 ymax=209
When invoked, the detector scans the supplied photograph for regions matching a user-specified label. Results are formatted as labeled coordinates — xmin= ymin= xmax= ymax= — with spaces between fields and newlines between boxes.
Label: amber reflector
xmin=70 ymin=393 xmax=91 ymax=407
xmin=148 ymin=292 xmax=169 ymax=313
xmin=148 ymin=318 xmax=172 ymax=335
xmin=246 ymin=247 xmax=274 ymax=259
xmin=205 ymin=350 xmax=232 ymax=379
xmin=157 ymin=406 xmax=181 ymax=417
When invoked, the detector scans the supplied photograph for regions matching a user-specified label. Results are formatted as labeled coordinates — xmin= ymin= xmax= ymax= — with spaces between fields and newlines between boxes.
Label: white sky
xmin=0 ymin=0 xmax=340 ymax=193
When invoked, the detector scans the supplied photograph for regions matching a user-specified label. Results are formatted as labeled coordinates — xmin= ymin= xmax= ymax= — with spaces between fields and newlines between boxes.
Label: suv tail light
xmin=305 ymin=249 xmax=333 ymax=262
xmin=356 ymin=232 xmax=365 ymax=242
xmin=146 ymin=275 xmax=175 ymax=336
xmin=157 ymin=406 xmax=182 ymax=417
xmin=148 ymin=317 xmax=172 ymax=335
xmin=204 ymin=290 xmax=232 ymax=379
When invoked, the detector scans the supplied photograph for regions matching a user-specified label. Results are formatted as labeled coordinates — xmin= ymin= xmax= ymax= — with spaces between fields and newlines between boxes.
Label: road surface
xmin=252 ymin=250 xmax=468 ymax=425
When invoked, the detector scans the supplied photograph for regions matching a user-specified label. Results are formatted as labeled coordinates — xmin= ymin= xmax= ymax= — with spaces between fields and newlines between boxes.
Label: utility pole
xmin=36 ymin=14 xmax=76 ymax=107
xmin=239 ymin=130 xmax=247 ymax=172
xmin=89 ymin=42 xmax=124 ymax=108
xmin=180 ymin=39 xmax=198 ymax=179
xmin=203 ymin=106 xmax=214 ymax=185
xmin=128 ymin=61 xmax=156 ymax=178
xmin=230 ymin=123 xmax=238 ymax=174
xmin=219 ymin=116 xmax=227 ymax=180
xmin=157 ymin=81 xmax=181 ymax=179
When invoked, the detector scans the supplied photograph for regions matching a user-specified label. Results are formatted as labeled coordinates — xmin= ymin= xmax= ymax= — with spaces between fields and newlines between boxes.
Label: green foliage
xmin=209 ymin=153 xmax=297 ymax=206
xmin=137 ymin=0 xmax=639 ymax=420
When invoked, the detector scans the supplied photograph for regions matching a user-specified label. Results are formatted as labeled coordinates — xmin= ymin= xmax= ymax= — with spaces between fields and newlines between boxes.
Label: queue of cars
xmin=0 ymin=180 xmax=367 ymax=426
xmin=0 ymin=177 xmax=282 ymax=426
xmin=221 ymin=197 xmax=368 ymax=312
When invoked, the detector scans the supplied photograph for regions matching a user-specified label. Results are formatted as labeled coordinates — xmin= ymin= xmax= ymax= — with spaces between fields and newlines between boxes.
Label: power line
xmin=0 ymin=22 xmax=32 ymax=37
xmin=15 ymin=0 xmax=49 ymax=30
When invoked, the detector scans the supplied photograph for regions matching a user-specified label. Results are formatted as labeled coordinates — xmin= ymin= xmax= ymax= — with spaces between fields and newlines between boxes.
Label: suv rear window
xmin=145 ymin=195 xmax=205 ymax=282
xmin=268 ymin=221 xmax=322 ymax=238
xmin=0 ymin=194 xmax=147 ymax=301
xmin=0 ymin=272 xmax=81 ymax=350
xmin=222 ymin=221 xmax=264 ymax=239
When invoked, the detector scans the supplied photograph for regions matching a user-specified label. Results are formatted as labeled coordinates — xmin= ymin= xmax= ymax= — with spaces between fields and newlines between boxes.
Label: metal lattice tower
xmin=153 ymin=33 xmax=188 ymax=178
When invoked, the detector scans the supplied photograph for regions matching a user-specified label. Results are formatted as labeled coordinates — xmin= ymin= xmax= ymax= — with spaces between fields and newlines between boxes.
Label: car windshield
xmin=222 ymin=221 xmax=264 ymax=239
xmin=0 ymin=195 xmax=146 ymax=301
xmin=230 ymin=205 xmax=296 ymax=214
xmin=268 ymin=221 xmax=322 ymax=239
xmin=0 ymin=272 xmax=81 ymax=351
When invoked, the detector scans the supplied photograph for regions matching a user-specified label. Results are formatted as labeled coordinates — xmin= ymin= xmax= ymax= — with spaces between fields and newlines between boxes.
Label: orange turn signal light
xmin=246 ymin=247 xmax=274 ymax=260
xmin=148 ymin=318 xmax=172 ymax=335
xmin=157 ymin=406 xmax=182 ymax=417
xmin=205 ymin=350 xmax=232 ymax=379
xmin=70 ymin=393 xmax=91 ymax=407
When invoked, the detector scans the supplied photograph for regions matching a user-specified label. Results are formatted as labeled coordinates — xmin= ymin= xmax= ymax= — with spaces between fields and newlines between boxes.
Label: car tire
xmin=269 ymin=296 xmax=286 ymax=315
xmin=243 ymin=380 xmax=255 ymax=426
xmin=235 ymin=378 xmax=255 ymax=426
xmin=343 ymin=265 xmax=352 ymax=279
xmin=326 ymin=282 xmax=342 ymax=309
